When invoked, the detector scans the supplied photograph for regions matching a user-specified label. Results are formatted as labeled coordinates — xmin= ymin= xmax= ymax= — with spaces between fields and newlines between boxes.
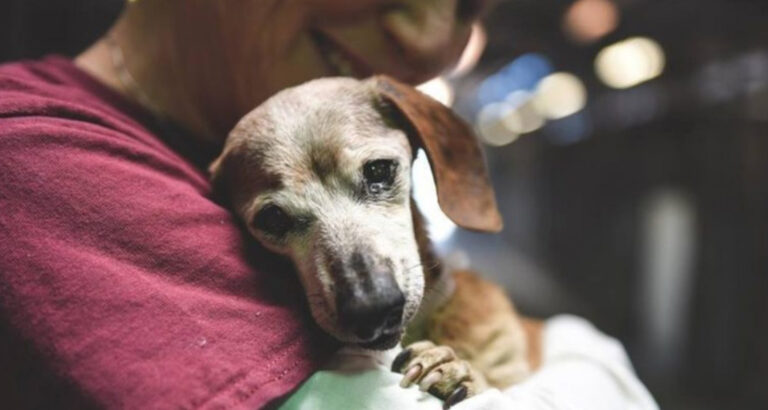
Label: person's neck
xmin=74 ymin=14 xmax=226 ymax=142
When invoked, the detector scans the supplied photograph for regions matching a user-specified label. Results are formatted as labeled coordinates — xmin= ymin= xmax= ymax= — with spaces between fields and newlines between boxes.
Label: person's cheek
xmin=222 ymin=1 xmax=323 ymax=112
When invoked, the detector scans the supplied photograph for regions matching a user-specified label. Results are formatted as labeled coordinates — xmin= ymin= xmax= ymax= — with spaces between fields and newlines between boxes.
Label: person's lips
xmin=311 ymin=30 xmax=374 ymax=78
xmin=310 ymin=26 xmax=463 ymax=84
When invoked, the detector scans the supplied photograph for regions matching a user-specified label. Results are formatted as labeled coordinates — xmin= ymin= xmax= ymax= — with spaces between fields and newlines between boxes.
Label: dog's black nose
xmin=337 ymin=283 xmax=405 ymax=341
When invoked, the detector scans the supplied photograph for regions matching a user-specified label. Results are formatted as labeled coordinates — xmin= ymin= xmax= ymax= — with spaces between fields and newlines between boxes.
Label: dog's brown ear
xmin=368 ymin=75 xmax=503 ymax=233
xmin=208 ymin=145 xmax=243 ymax=203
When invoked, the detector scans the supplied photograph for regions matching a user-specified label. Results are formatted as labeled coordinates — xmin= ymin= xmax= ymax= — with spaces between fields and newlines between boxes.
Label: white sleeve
xmin=279 ymin=315 xmax=659 ymax=410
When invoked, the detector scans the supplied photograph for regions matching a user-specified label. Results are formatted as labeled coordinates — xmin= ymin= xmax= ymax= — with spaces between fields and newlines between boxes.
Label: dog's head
xmin=210 ymin=76 xmax=501 ymax=349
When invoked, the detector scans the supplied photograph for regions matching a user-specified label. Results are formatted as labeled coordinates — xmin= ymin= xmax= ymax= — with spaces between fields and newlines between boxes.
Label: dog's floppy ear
xmin=208 ymin=153 xmax=227 ymax=197
xmin=208 ymin=143 xmax=241 ymax=202
xmin=368 ymin=75 xmax=503 ymax=233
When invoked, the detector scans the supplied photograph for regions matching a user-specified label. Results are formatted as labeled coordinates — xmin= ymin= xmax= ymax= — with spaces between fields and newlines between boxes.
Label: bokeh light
xmin=595 ymin=37 xmax=666 ymax=89
xmin=534 ymin=72 xmax=588 ymax=119
xmin=501 ymin=91 xmax=545 ymax=134
xmin=563 ymin=0 xmax=620 ymax=44
xmin=476 ymin=53 xmax=553 ymax=107
xmin=476 ymin=68 xmax=588 ymax=146
xmin=477 ymin=102 xmax=521 ymax=146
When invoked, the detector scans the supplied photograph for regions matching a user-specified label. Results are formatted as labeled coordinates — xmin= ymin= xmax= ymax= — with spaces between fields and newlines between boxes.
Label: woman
xmin=77 ymin=0 xmax=477 ymax=140
xmin=0 ymin=0 xmax=656 ymax=408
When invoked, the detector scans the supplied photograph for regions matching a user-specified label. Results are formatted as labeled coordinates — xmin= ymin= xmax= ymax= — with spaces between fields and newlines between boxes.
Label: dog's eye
xmin=363 ymin=159 xmax=397 ymax=194
xmin=253 ymin=204 xmax=293 ymax=238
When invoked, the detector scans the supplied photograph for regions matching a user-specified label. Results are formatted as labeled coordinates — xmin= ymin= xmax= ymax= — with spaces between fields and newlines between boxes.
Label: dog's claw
xmin=400 ymin=364 xmax=422 ymax=388
xmin=392 ymin=348 xmax=412 ymax=372
xmin=443 ymin=385 xmax=468 ymax=409
xmin=419 ymin=370 xmax=442 ymax=391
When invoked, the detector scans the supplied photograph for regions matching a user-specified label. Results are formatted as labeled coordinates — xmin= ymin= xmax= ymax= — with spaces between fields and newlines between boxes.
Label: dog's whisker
xmin=405 ymin=263 xmax=423 ymax=271
xmin=405 ymin=260 xmax=440 ymax=273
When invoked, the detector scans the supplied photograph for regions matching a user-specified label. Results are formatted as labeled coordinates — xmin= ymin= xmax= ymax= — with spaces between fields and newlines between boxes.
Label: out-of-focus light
xmin=476 ymin=92 xmax=545 ymax=146
xmin=639 ymin=189 xmax=696 ymax=378
xmin=533 ymin=72 xmax=588 ymax=119
xmin=476 ymin=53 xmax=553 ymax=106
xmin=563 ymin=0 xmax=620 ymax=44
xmin=501 ymin=91 xmax=545 ymax=134
xmin=451 ymin=23 xmax=487 ymax=77
xmin=417 ymin=77 xmax=454 ymax=106
xmin=477 ymin=102 xmax=520 ymax=146
xmin=411 ymin=150 xmax=456 ymax=242
xmin=595 ymin=37 xmax=666 ymax=89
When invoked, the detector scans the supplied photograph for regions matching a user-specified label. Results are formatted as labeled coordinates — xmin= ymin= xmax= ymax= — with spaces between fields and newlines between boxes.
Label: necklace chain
xmin=105 ymin=34 xmax=164 ymax=117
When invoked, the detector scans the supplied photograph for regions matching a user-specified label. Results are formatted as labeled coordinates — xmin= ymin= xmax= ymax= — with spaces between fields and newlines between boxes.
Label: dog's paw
xmin=391 ymin=340 xmax=488 ymax=409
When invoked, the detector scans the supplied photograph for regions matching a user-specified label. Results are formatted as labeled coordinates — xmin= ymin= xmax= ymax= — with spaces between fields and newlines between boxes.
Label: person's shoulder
xmin=0 ymin=56 xmax=143 ymax=136
xmin=0 ymin=55 xmax=98 ymax=95
xmin=0 ymin=91 xmax=140 ymax=172
xmin=0 ymin=57 xmax=174 ymax=170
xmin=0 ymin=56 xmax=84 ymax=109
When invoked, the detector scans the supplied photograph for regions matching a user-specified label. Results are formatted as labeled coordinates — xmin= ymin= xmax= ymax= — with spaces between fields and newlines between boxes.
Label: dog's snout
xmin=329 ymin=248 xmax=405 ymax=342
xmin=337 ymin=285 xmax=405 ymax=341
xmin=334 ymin=250 xmax=406 ymax=341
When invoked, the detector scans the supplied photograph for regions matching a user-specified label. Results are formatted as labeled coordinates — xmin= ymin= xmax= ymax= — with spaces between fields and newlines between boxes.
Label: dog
xmin=209 ymin=76 xmax=542 ymax=408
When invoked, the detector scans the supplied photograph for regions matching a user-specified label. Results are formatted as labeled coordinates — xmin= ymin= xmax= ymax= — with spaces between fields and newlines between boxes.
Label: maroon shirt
xmin=0 ymin=56 xmax=336 ymax=409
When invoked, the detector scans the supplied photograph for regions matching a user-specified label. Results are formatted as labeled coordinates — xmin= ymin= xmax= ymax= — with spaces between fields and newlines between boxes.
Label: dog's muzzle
xmin=333 ymin=250 xmax=406 ymax=345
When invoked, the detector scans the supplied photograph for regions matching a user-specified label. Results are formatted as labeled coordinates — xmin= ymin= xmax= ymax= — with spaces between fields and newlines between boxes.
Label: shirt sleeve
xmin=279 ymin=315 xmax=659 ymax=410
xmin=0 ymin=116 xmax=332 ymax=409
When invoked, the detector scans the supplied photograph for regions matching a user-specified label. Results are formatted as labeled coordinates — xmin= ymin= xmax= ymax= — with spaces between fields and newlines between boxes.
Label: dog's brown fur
xmin=408 ymin=207 xmax=541 ymax=390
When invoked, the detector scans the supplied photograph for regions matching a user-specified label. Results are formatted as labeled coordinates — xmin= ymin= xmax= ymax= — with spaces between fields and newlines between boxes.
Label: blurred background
xmin=2 ymin=0 xmax=765 ymax=408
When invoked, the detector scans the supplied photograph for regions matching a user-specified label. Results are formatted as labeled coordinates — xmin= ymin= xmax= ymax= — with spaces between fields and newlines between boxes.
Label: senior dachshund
xmin=210 ymin=76 xmax=542 ymax=408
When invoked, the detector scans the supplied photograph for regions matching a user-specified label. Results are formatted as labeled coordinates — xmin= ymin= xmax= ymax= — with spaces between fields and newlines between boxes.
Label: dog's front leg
xmin=415 ymin=270 xmax=540 ymax=390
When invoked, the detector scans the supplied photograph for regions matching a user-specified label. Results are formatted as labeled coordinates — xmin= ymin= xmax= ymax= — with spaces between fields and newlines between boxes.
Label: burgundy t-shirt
xmin=0 ymin=56 xmax=336 ymax=409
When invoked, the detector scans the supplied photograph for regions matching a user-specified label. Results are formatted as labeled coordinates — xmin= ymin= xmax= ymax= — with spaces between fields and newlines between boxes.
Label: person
xmin=0 ymin=0 xmax=657 ymax=408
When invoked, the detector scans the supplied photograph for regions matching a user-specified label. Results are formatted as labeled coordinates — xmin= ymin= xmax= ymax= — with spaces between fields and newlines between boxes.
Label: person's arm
xmin=279 ymin=315 xmax=658 ymax=410
xmin=0 ymin=113 xmax=332 ymax=408
xmin=495 ymin=315 xmax=658 ymax=410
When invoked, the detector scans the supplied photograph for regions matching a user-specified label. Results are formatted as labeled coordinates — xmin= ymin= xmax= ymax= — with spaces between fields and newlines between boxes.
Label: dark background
xmin=1 ymin=0 xmax=766 ymax=409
